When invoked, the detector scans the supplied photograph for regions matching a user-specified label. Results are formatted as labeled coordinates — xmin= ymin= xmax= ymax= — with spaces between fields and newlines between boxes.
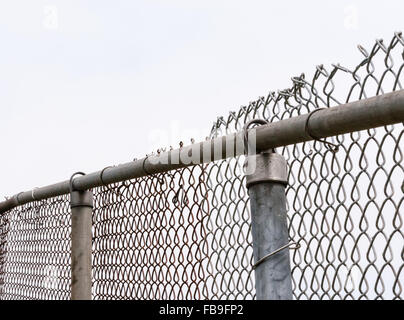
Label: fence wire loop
xmin=305 ymin=108 xmax=340 ymax=153
xmin=243 ymin=119 xmax=270 ymax=155
xmin=142 ymin=156 xmax=164 ymax=185
xmin=15 ymin=192 xmax=24 ymax=205
xmin=100 ymin=166 xmax=112 ymax=186
xmin=99 ymin=166 xmax=127 ymax=200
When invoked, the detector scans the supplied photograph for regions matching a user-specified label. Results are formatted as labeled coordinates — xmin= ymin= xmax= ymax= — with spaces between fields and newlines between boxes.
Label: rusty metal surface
xmin=0 ymin=33 xmax=404 ymax=300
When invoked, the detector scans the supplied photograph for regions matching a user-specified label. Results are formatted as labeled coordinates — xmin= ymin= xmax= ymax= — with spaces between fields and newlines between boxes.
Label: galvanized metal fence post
xmin=246 ymin=150 xmax=293 ymax=300
xmin=70 ymin=173 xmax=93 ymax=300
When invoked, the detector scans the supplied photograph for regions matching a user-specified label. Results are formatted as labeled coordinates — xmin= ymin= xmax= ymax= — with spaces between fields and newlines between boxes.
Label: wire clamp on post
xmin=243 ymin=119 xmax=270 ymax=156
xmin=243 ymin=119 xmax=288 ymax=187
xmin=70 ymin=172 xmax=86 ymax=193
xmin=69 ymin=172 xmax=93 ymax=209
xmin=69 ymin=172 xmax=93 ymax=300
xmin=252 ymin=241 xmax=300 ymax=270
xmin=305 ymin=108 xmax=339 ymax=153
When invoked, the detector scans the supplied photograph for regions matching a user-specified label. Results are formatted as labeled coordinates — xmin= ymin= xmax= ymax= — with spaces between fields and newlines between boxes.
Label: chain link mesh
xmin=0 ymin=196 xmax=71 ymax=300
xmin=207 ymin=32 xmax=404 ymax=300
xmin=1 ymin=32 xmax=404 ymax=300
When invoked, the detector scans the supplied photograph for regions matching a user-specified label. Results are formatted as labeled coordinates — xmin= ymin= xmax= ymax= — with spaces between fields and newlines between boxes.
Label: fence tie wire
xmin=305 ymin=108 xmax=340 ymax=153
xmin=100 ymin=166 xmax=132 ymax=200
xmin=142 ymin=155 xmax=165 ymax=185
xmin=252 ymin=242 xmax=301 ymax=270
xmin=15 ymin=192 xmax=25 ymax=205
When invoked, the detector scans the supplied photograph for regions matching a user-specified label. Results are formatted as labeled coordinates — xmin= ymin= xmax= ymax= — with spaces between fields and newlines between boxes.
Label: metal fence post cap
xmin=70 ymin=190 xmax=94 ymax=209
xmin=245 ymin=152 xmax=288 ymax=188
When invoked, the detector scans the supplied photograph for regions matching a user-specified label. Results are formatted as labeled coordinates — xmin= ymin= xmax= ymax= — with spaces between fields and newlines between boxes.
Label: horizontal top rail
xmin=1 ymin=89 xmax=404 ymax=215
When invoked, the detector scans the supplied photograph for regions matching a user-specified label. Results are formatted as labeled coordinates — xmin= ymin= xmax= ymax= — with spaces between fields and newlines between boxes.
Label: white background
xmin=1 ymin=0 xmax=403 ymax=198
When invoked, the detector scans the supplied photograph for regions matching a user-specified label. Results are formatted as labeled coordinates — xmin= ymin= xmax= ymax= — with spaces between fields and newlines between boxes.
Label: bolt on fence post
xmin=70 ymin=187 xmax=93 ymax=300
xmin=245 ymin=150 xmax=293 ymax=300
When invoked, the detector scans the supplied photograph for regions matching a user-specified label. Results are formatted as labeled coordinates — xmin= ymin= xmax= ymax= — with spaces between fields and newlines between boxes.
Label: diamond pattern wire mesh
xmin=92 ymin=166 xmax=212 ymax=299
xmin=0 ymin=32 xmax=404 ymax=300
xmin=0 ymin=196 xmax=71 ymax=300
xmin=207 ymin=32 xmax=404 ymax=300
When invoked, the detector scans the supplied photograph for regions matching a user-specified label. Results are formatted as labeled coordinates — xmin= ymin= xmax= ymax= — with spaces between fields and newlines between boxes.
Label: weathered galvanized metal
xmin=70 ymin=188 xmax=93 ymax=300
xmin=246 ymin=151 xmax=293 ymax=300
xmin=1 ymin=33 xmax=404 ymax=300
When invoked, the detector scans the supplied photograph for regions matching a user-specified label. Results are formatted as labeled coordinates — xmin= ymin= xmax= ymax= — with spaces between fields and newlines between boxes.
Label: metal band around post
xmin=245 ymin=151 xmax=288 ymax=188
xmin=243 ymin=119 xmax=287 ymax=187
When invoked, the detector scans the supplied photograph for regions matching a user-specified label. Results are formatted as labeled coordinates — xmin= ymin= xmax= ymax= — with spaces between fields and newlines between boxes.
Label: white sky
xmin=1 ymin=0 xmax=403 ymax=198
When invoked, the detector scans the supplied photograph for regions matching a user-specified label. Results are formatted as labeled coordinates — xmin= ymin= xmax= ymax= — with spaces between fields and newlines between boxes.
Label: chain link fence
xmin=1 ymin=32 xmax=404 ymax=300
xmin=0 ymin=196 xmax=70 ymax=299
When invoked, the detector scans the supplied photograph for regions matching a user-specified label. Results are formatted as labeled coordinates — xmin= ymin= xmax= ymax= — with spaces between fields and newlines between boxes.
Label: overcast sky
xmin=1 ymin=0 xmax=403 ymax=198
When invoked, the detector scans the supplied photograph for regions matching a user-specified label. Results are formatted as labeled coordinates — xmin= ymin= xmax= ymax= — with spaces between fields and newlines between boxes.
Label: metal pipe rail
xmin=1 ymin=89 xmax=404 ymax=215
